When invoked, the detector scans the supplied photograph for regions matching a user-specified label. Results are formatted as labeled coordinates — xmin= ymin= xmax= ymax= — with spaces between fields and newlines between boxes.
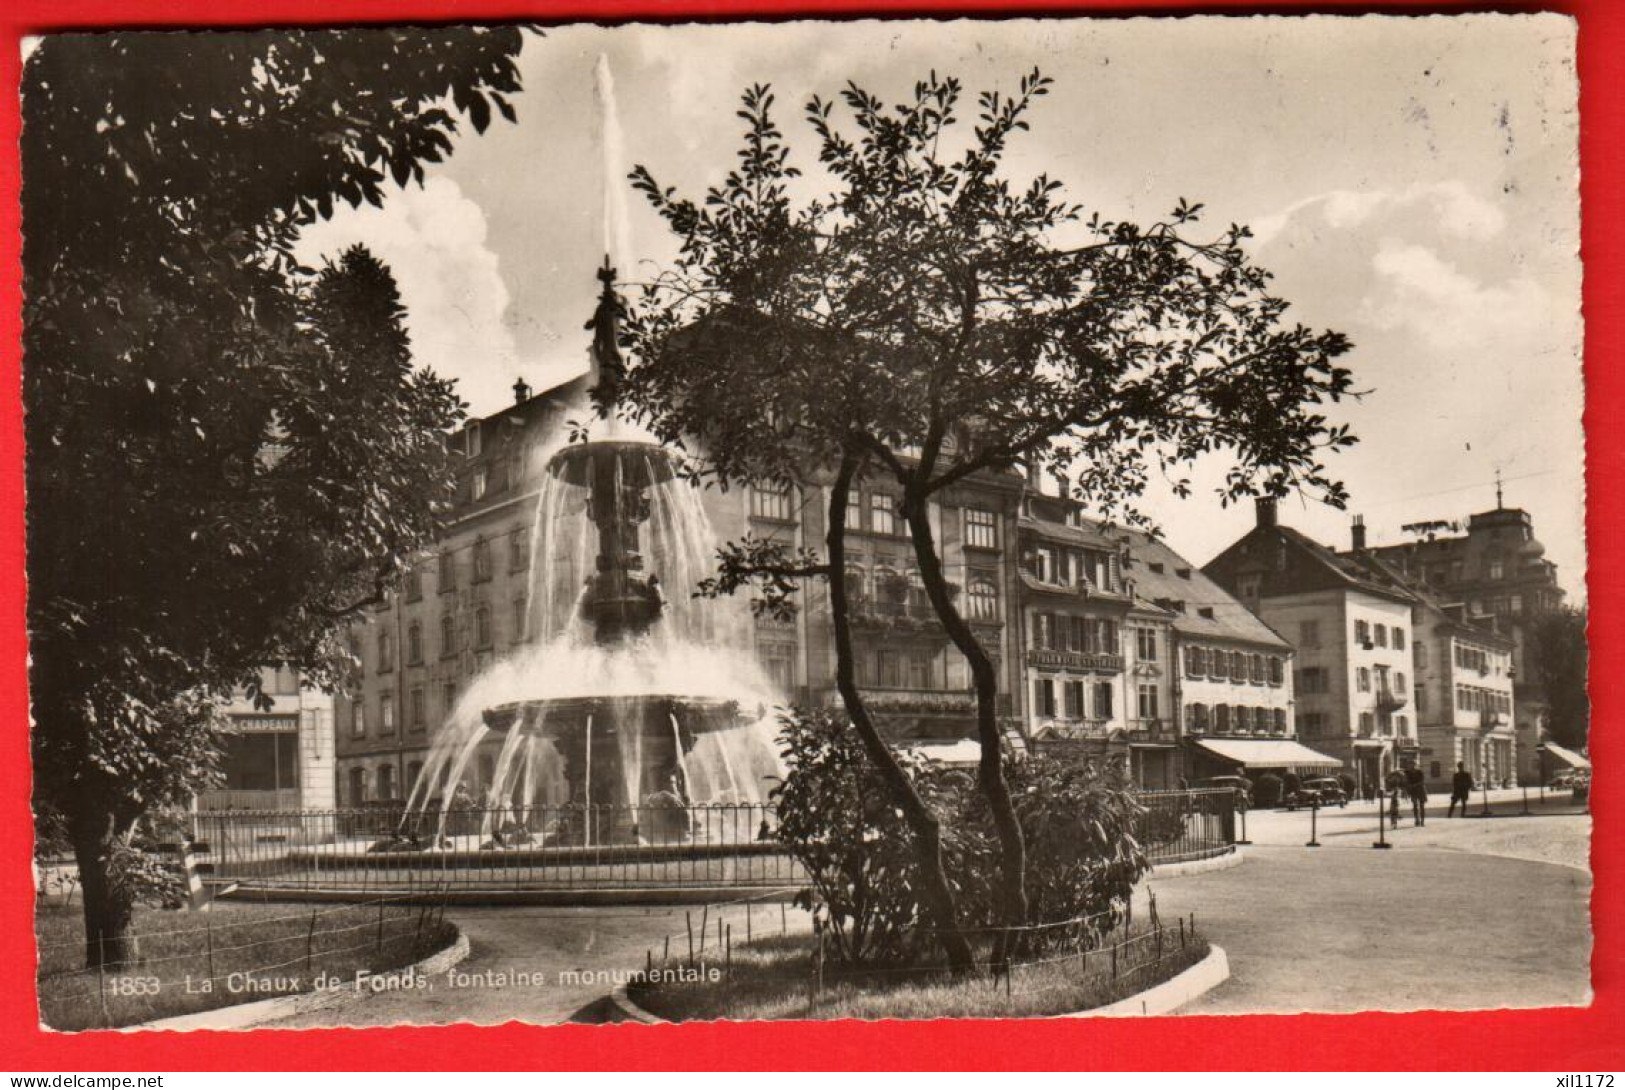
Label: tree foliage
xmin=1532 ymin=604 xmax=1589 ymax=750
xmin=615 ymin=68 xmax=1357 ymax=952
xmin=21 ymin=27 xmax=525 ymax=963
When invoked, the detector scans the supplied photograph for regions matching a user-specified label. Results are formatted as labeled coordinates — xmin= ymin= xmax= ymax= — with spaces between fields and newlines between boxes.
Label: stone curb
xmin=1057 ymin=943 xmax=1229 ymax=1018
xmin=1149 ymin=847 xmax=1245 ymax=879
xmin=131 ymin=929 xmax=469 ymax=1032
xmin=607 ymin=943 xmax=1230 ymax=1025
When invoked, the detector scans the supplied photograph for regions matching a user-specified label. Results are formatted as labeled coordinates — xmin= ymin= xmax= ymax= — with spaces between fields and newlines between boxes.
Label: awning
xmin=1195 ymin=738 xmax=1343 ymax=771
xmin=906 ymin=739 xmax=983 ymax=767
xmin=1540 ymin=742 xmax=1591 ymax=771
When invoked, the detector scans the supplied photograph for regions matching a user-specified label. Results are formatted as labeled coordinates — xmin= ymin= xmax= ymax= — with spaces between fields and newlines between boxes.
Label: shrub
xmin=1336 ymin=772 xmax=1356 ymax=798
xmin=771 ymin=707 xmax=937 ymax=965
xmin=1253 ymin=772 xmax=1284 ymax=808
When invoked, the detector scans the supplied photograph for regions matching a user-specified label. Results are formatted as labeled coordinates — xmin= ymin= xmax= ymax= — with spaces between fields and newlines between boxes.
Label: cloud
xmin=1251 ymin=181 xmax=1508 ymax=250
xmin=296 ymin=176 xmax=536 ymax=413
xmin=1360 ymin=239 xmax=1550 ymax=353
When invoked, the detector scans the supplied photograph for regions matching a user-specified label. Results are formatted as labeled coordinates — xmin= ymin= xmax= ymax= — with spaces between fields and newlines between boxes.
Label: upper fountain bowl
xmin=545 ymin=439 xmax=681 ymax=489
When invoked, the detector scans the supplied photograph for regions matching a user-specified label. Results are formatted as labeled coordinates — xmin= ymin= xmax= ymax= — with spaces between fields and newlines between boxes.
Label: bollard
xmin=1479 ymin=779 xmax=1493 ymax=818
xmin=1522 ymin=783 xmax=1531 ymax=816
xmin=1373 ymin=800 xmax=1392 ymax=849
xmin=1305 ymin=801 xmax=1321 ymax=848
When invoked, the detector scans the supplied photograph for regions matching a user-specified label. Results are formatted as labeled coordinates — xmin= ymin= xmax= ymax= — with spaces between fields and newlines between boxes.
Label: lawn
xmin=35 ymin=896 xmax=458 ymax=1031
xmin=628 ymin=926 xmax=1210 ymax=1021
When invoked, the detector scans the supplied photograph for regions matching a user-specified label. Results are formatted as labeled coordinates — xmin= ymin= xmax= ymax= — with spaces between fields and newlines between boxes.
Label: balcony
xmin=1376 ymin=688 xmax=1408 ymax=711
xmin=1480 ymin=709 xmax=1507 ymax=730
xmin=843 ymin=688 xmax=979 ymax=716
xmin=1025 ymin=648 xmax=1125 ymax=672
xmin=1033 ymin=717 xmax=1114 ymax=741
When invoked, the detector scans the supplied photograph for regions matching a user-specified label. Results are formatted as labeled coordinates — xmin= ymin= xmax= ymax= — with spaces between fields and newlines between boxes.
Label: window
xmin=877 ymin=649 xmax=902 ymax=688
xmin=1416 ymin=686 xmax=1428 ymax=713
xmin=1355 ymin=619 xmax=1371 ymax=646
xmin=964 ymin=508 xmax=998 ymax=550
xmin=474 ymin=604 xmax=493 ymax=650
xmin=404 ymin=622 xmax=424 ymax=665
xmin=1269 ymin=657 xmax=1285 ymax=686
xmin=967 ymin=579 xmax=999 ymax=621
xmin=1034 ymin=612 xmax=1055 ymax=651
xmin=1359 ymin=710 xmax=1375 ymax=736
xmin=1229 ymin=651 xmax=1247 ymax=684
xmin=1394 ymin=628 xmax=1406 ymax=651
xmin=466 ymin=423 xmax=483 ymax=457
xmin=1188 ymin=703 xmax=1210 ymax=733
xmin=1236 ymin=705 xmax=1253 ymax=733
xmin=1373 ymin=624 xmax=1388 ymax=648
xmin=408 ymin=761 xmax=425 ymax=793
xmin=870 ymin=493 xmax=900 ymax=536
xmin=350 ymin=701 xmax=365 ymax=737
xmin=1137 ymin=684 xmax=1159 ymax=721
xmin=1489 ymin=557 xmax=1505 ymax=580
xmin=472 ymin=467 xmax=488 ymax=501
xmin=1273 ymin=708 xmax=1288 ymax=735
xmin=1093 ymin=681 xmax=1114 ymax=720
xmin=348 ymin=767 xmax=367 ymax=805
xmin=1510 ymin=594 xmax=1524 ymax=614
xmin=1299 ymin=620 xmax=1321 ymax=649
xmin=1136 ymin=628 xmax=1158 ymax=662
xmin=1063 ymin=680 xmax=1083 ymax=719
xmin=757 ymin=643 xmax=796 ymax=693
xmin=1356 ymin=666 xmax=1371 ymax=692
xmin=1035 ymin=678 xmax=1056 ymax=718
xmin=1033 ymin=546 xmax=1059 ymax=584
xmin=442 ymin=681 xmax=458 ymax=718
xmin=845 ymin=489 xmax=862 ymax=531
xmin=438 ymin=550 xmax=456 ymax=592
xmin=1250 ymin=653 xmax=1265 ymax=684
xmin=907 ymin=651 xmax=932 ymax=690
xmin=377 ymin=631 xmax=394 ymax=673
xmin=377 ymin=763 xmax=395 ymax=800
xmin=409 ymin=687 xmax=426 ymax=733
xmin=1213 ymin=705 xmax=1231 ymax=734
xmin=380 ymin=693 xmax=395 ymax=735
xmin=509 ymin=528 xmax=529 ymax=572
xmin=1395 ymin=671 xmax=1407 ymax=693
xmin=472 ymin=538 xmax=492 ymax=583
xmin=751 ymin=481 xmax=796 ymax=522
xmin=512 ymin=597 xmax=528 ymax=643
xmin=1300 ymin=712 xmax=1325 ymax=736
xmin=405 ymin=569 xmax=423 ymax=602
xmin=1298 ymin=666 xmax=1327 ymax=694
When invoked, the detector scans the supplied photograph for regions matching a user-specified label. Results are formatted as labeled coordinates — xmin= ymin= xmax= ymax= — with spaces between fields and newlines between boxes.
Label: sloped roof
xmin=1121 ymin=528 xmax=1291 ymax=650
xmin=1349 ymin=550 xmax=1513 ymax=648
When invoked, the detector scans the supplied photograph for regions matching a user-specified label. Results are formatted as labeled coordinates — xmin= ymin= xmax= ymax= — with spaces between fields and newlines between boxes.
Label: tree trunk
xmin=827 ymin=453 xmax=975 ymax=975
xmin=69 ymin=800 xmax=139 ymax=970
xmin=901 ymin=484 xmax=1028 ymax=967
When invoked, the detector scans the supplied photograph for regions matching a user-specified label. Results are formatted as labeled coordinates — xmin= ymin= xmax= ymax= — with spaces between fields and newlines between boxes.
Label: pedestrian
xmin=1448 ymin=762 xmax=1474 ymax=818
xmin=1405 ymin=766 xmax=1428 ymax=826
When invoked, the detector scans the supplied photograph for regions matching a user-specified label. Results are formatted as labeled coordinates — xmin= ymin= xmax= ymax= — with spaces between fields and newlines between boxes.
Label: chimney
xmin=1255 ymin=497 xmax=1278 ymax=530
xmin=1352 ymin=514 xmax=1367 ymax=552
xmin=513 ymin=376 xmax=532 ymax=404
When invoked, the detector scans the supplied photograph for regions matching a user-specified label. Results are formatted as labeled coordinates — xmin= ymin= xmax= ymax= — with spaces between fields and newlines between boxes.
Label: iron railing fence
xmin=1134 ymin=788 xmax=1238 ymax=864
xmin=161 ymin=802 xmax=801 ymax=893
xmin=151 ymin=789 xmax=1236 ymax=894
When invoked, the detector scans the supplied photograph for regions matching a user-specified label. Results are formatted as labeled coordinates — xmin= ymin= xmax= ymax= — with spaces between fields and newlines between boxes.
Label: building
xmin=1017 ymin=489 xmax=1313 ymax=787
xmin=1362 ymin=497 xmax=1565 ymax=783
xmin=335 ymin=364 xmax=1031 ymax=805
xmin=200 ymin=665 xmax=337 ymax=811
xmin=1205 ymin=502 xmax=1418 ymax=795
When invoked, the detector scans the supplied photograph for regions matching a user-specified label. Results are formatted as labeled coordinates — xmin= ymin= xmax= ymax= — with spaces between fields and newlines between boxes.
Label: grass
xmin=629 ymin=927 xmax=1210 ymax=1021
xmin=35 ymin=896 xmax=458 ymax=1031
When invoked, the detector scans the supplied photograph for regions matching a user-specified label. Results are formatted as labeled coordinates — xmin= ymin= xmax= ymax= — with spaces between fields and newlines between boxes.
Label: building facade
xmin=1405 ymin=588 xmax=1517 ymax=789
xmin=1205 ymin=503 xmax=1418 ymax=795
xmin=1363 ymin=501 xmax=1564 ymax=783
xmin=201 ymin=665 xmax=337 ymax=811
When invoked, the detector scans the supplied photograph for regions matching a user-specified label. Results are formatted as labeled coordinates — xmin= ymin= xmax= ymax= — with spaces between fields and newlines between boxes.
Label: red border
xmin=0 ymin=0 xmax=1618 ymax=1071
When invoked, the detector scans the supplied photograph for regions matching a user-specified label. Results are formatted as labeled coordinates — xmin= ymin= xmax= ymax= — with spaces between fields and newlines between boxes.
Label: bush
xmin=949 ymin=752 xmax=1147 ymax=951
xmin=772 ymin=707 xmax=938 ymax=965
xmin=773 ymin=709 xmax=1148 ymax=964
xmin=1336 ymin=773 xmax=1356 ymax=798
xmin=1253 ymin=772 xmax=1284 ymax=808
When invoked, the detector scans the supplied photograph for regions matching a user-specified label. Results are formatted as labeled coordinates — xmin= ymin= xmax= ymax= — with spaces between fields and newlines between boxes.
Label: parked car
xmin=1203 ymin=775 xmax=1252 ymax=807
xmin=1302 ymin=777 xmax=1348 ymax=808
xmin=1548 ymin=771 xmax=1578 ymax=790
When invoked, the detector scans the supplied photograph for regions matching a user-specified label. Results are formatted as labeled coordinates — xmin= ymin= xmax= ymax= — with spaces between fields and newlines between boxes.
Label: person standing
xmin=1449 ymin=762 xmax=1475 ymax=818
xmin=1405 ymin=766 xmax=1428 ymax=826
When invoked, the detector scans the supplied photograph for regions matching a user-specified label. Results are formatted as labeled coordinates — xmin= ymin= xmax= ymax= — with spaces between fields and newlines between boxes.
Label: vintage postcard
xmin=21 ymin=14 xmax=1588 ymax=1035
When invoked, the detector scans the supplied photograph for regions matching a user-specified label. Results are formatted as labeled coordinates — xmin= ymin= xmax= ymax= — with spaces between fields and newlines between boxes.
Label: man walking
xmin=1405 ymin=766 xmax=1428 ymax=826
xmin=1449 ymin=761 xmax=1475 ymax=818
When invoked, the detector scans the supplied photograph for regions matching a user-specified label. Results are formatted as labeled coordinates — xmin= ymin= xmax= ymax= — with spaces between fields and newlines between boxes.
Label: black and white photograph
xmin=21 ymin=14 xmax=1589 ymax=1034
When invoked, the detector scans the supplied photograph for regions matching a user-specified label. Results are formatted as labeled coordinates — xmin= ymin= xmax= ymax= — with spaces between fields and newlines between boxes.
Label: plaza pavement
xmin=263 ymin=788 xmax=1590 ymax=1026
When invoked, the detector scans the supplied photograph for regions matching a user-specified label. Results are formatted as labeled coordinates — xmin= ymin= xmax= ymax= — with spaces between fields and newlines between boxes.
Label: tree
xmin=1531 ymin=604 xmax=1589 ymax=751
xmin=615 ymin=72 xmax=1354 ymax=965
xmin=22 ymin=28 xmax=525 ymax=967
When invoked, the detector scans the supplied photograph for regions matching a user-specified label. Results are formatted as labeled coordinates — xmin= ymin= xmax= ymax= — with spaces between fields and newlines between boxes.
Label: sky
xmin=295 ymin=14 xmax=1585 ymax=598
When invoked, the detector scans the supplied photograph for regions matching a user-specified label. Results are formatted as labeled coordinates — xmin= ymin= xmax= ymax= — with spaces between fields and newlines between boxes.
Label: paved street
xmin=261 ymin=791 xmax=1589 ymax=1026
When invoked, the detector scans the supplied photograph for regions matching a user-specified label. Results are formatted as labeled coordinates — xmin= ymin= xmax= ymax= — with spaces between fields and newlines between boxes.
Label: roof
xmin=1121 ymin=528 xmax=1291 ymax=650
xmin=1352 ymin=551 xmax=1514 ymax=649
xmin=1194 ymin=738 xmax=1343 ymax=771
xmin=1205 ymin=522 xmax=1420 ymax=608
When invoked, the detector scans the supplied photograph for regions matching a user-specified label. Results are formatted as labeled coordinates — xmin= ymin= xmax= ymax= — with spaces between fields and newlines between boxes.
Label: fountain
xmin=401 ymin=263 xmax=786 ymax=851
